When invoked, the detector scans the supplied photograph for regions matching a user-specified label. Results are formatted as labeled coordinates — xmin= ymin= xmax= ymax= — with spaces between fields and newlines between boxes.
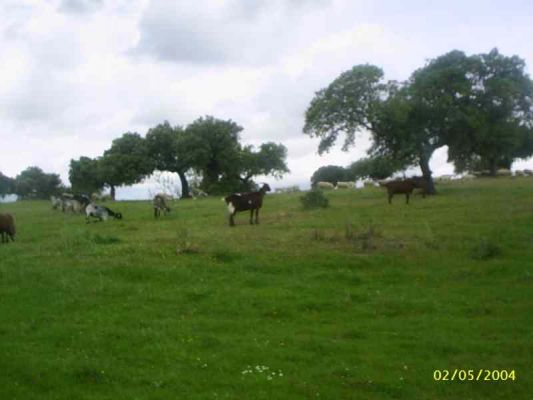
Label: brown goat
xmin=381 ymin=178 xmax=427 ymax=204
xmin=224 ymin=184 xmax=271 ymax=226
xmin=0 ymin=213 xmax=16 ymax=243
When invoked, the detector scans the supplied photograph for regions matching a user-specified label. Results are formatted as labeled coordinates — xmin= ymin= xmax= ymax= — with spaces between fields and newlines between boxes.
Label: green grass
xmin=1 ymin=177 xmax=532 ymax=399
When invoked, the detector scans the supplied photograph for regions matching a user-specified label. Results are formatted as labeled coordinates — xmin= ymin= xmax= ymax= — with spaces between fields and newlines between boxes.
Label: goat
xmin=153 ymin=194 xmax=171 ymax=218
xmin=335 ymin=181 xmax=355 ymax=189
xmin=316 ymin=181 xmax=335 ymax=190
xmin=61 ymin=193 xmax=90 ymax=213
xmin=380 ymin=178 xmax=427 ymax=204
xmin=0 ymin=213 xmax=16 ymax=243
xmin=224 ymin=183 xmax=271 ymax=227
xmin=86 ymin=203 xmax=122 ymax=223
xmin=51 ymin=196 xmax=62 ymax=210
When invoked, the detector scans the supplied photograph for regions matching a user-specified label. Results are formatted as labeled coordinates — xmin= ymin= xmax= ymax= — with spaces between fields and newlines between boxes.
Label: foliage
xmin=346 ymin=156 xmax=404 ymax=180
xmin=98 ymin=132 xmax=152 ymax=198
xmin=310 ymin=165 xmax=348 ymax=186
xmin=0 ymin=172 xmax=15 ymax=196
xmin=182 ymin=116 xmax=243 ymax=194
xmin=303 ymin=48 xmax=533 ymax=193
xmin=145 ymin=121 xmax=192 ymax=198
xmin=300 ymin=189 xmax=329 ymax=209
xmin=238 ymin=142 xmax=289 ymax=186
xmin=13 ymin=166 xmax=62 ymax=199
xmin=444 ymin=49 xmax=533 ymax=174
xmin=69 ymin=157 xmax=105 ymax=194
xmin=183 ymin=116 xmax=289 ymax=194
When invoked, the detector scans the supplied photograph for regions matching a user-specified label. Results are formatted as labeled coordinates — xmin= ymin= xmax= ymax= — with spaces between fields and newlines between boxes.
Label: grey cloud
xmin=58 ymin=0 xmax=103 ymax=14
xmin=131 ymin=0 xmax=332 ymax=65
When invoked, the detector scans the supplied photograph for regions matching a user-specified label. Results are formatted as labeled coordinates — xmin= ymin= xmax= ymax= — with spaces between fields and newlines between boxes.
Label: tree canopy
xmin=182 ymin=116 xmax=288 ymax=194
xmin=69 ymin=157 xmax=105 ymax=194
xmin=347 ymin=156 xmax=405 ymax=181
xmin=310 ymin=165 xmax=348 ymax=186
xmin=145 ymin=121 xmax=191 ymax=198
xmin=98 ymin=132 xmax=152 ymax=199
xmin=14 ymin=167 xmax=62 ymax=199
xmin=0 ymin=172 xmax=15 ymax=196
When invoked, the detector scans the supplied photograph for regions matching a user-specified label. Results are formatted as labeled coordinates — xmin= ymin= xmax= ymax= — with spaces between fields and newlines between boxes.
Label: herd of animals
xmin=0 ymin=170 xmax=530 ymax=244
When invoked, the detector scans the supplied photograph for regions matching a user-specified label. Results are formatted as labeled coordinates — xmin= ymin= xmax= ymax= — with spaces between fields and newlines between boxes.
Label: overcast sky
xmin=1 ymin=0 xmax=532 ymax=199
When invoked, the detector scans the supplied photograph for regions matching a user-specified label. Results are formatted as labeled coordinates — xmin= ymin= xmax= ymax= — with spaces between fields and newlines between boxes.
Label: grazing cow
xmin=380 ymin=178 xmax=427 ymax=204
xmin=224 ymin=183 xmax=271 ymax=227
xmin=153 ymin=194 xmax=171 ymax=218
xmin=0 ymin=213 xmax=16 ymax=243
xmin=86 ymin=203 xmax=122 ymax=223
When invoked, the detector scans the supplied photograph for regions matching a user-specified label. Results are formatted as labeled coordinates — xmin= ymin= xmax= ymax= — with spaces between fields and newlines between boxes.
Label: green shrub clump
xmin=300 ymin=189 xmax=329 ymax=209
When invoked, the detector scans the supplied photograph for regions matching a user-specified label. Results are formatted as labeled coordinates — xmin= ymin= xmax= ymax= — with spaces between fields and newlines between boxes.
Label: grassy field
xmin=1 ymin=178 xmax=532 ymax=399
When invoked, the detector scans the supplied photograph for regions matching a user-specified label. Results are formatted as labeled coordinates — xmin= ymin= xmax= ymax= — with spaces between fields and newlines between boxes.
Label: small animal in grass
xmin=0 ymin=213 xmax=16 ymax=243
xmin=85 ymin=203 xmax=122 ymax=223
xmin=153 ymin=194 xmax=171 ymax=218
xmin=380 ymin=177 xmax=428 ymax=204
xmin=223 ymin=183 xmax=271 ymax=227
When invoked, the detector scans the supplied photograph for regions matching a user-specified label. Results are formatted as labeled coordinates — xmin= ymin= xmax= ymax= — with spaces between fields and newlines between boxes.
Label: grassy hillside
xmin=1 ymin=178 xmax=532 ymax=399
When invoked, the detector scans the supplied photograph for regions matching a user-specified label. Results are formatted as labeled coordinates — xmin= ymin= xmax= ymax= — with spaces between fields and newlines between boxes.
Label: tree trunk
xmin=110 ymin=185 xmax=116 ymax=201
xmin=488 ymin=158 xmax=497 ymax=176
xmin=419 ymin=155 xmax=436 ymax=195
xmin=178 ymin=171 xmax=192 ymax=199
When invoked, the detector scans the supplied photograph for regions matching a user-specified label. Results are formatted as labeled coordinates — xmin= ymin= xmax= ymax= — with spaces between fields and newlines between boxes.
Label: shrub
xmin=300 ymin=189 xmax=329 ymax=209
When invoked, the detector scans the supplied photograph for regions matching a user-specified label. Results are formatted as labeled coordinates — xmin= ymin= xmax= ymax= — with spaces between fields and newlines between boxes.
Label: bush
xmin=300 ymin=189 xmax=329 ymax=209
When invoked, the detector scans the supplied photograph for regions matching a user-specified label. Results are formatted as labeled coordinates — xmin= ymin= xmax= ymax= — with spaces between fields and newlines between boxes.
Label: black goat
xmin=224 ymin=184 xmax=271 ymax=227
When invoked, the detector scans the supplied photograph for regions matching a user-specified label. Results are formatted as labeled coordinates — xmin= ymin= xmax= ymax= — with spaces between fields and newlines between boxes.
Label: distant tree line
xmin=0 ymin=168 xmax=64 ymax=200
xmin=310 ymin=155 xmax=405 ymax=186
xmin=304 ymin=48 xmax=533 ymax=193
xmin=69 ymin=116 xmax=289 ymax=199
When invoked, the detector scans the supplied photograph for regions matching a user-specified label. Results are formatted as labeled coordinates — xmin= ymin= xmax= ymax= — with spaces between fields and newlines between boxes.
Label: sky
xmin=1 ymin=0 xmax=532 ymax=199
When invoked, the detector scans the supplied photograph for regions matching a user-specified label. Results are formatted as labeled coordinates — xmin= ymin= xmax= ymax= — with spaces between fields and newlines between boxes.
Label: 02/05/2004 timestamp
xmin=433 ymin=369 xmax=516 ymax=381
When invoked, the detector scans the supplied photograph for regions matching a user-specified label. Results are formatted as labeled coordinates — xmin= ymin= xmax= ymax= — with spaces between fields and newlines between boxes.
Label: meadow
xmin=0 ymin=178 xmax=532 ymax=399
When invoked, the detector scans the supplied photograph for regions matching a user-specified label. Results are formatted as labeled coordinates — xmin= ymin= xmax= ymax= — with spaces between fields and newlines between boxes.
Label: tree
xmin=182 ymin=116 xmax=244 ymax=194
xmin=99 ymin=132 xmax=152 ymax=200
xmin=145 ymin=121 xmax=192 ymax=198
xmin=238 ymin=143 xmax=289 ymax=189
xmin=310 ymin=165 xmax=348 ymax=186
xmin=347 ymin=156 xmax=404 ymax=180
xmin=0 ymin=172 xmax=15 ymax=196
xmin=181 ymin=116 xmax=290 ymax=194
xmin=14 ymin=167 xmax=62 ymax=199
xmin=69 ymin=157 xmax=105 ymax=194
xmin=444 ymin=49 xmax=533 ymax=174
